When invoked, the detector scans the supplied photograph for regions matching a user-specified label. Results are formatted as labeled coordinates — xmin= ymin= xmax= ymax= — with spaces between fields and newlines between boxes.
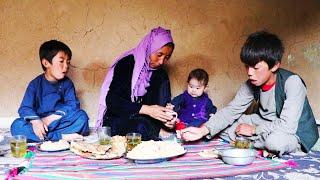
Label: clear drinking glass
xmin=126 ymin=133 xmax=142 ymax=152
xmin=10 ymin=135 xmax=27 ymax=158
xmin=98 ymin=126 xmax=111 ymax=145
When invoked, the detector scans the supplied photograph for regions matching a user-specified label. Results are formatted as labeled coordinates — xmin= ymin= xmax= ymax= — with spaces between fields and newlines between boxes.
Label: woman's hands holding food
xmin=140 ymin=105 xmax=177 ymax=128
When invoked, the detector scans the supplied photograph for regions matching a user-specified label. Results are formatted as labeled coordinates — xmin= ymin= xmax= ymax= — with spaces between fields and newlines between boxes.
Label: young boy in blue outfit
xmin=11 ymin=40 xmax=89 ymax=142
xmin=170 ymin=68 xmax=217 ymax=128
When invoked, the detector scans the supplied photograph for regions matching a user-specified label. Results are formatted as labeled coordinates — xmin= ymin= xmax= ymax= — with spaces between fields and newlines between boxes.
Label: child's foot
xmin=159 ymin=129 xmax=174 ymax=140
xmin=62 ymin=133 xmax=84 ymax=141
xmin=262 ymin=150 xmax=278 ymax=159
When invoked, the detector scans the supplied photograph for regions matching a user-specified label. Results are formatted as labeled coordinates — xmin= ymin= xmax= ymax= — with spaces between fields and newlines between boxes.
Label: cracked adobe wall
xmin=1 ymin=0 xmax=320 ymax=126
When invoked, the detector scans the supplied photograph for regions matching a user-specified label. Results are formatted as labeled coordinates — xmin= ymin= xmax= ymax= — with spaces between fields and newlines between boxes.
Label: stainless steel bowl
xmin=221 ymin=149 xmax=256 ymax=166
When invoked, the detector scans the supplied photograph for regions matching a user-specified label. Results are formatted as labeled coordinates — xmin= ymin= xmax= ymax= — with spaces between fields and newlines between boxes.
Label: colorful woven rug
xmin=16 ymin=140 xmax=287 ymax=179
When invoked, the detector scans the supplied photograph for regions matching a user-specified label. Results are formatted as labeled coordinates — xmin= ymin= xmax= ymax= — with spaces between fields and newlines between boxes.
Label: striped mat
xmin=17 ymin=140 xmax=287 ymax=179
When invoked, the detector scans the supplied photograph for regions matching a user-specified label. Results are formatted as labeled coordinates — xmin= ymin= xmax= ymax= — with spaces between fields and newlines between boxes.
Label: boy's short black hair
xmin=240 ymin=31 xmax=284 ymax=69
xmin=187 ymin=68 xmax=209 ymax=85
xmin=39 ymin=40 xmax=72 ymax=71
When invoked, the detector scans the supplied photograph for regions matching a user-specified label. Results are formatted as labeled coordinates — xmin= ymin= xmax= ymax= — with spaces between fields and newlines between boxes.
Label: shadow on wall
xmin=68 ymin=60 xmax=109 ymax=88
xmin=82 ymin=62 xmax=109 ymax=88
xmin=66 ymin=61 xmax=109 ymax=105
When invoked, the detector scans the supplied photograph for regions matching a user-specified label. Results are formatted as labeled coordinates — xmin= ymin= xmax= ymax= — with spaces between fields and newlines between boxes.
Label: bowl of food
xmin=221 ymin=149 xmax=256 ymax=166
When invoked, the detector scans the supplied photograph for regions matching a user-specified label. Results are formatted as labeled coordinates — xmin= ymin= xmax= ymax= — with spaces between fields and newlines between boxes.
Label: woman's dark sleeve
xmin=141 ymin=68 xmax=171 ymax=107
xmin=106 ymin=56 xmax=142 ymax=116
xmin=171 ymin=94 xmax=184 ymax=112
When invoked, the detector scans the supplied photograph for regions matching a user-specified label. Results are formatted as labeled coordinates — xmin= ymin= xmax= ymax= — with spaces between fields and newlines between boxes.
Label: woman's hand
xmin=180 ymin=126 xmax=209 ymax=141
xmin=30 ymin=120 xmax=48 ymax=140
xmin=164 ymin=117 xmax=177 ymax=129
xmin=165 ymin=103 xmax=174 ymax=110
xmin=140 ymin=105 xmax=175 ymax=123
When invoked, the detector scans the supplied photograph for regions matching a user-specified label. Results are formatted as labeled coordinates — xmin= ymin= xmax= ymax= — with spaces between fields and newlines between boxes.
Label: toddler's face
xmin=44 ymin=51 xmax=70 ymax=82
xmin=187 ymin=78 xmax=207 ymax=98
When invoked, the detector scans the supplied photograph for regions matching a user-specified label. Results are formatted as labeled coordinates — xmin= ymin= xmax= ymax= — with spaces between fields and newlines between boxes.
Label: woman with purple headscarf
xmin=96 ymin=27 xmax=176 ymax=140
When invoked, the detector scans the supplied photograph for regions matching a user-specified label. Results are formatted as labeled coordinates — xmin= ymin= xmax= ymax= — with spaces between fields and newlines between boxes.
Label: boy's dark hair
xmin=240 ymin=31 xmax=284 ymax=69
xmin=187 ymin=68 xmax=209 ymax=85
xmin=39 ymin=40 xmax=72 ymax=71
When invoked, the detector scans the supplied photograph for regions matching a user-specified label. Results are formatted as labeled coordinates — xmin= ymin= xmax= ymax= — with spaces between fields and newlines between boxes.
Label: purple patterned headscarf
xmin=96 ymin=27 xmax=174 ymax=129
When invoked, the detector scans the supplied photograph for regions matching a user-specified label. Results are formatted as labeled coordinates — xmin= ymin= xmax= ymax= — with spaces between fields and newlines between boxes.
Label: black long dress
xmin=103 ymin=55 xmax=171 ymax=140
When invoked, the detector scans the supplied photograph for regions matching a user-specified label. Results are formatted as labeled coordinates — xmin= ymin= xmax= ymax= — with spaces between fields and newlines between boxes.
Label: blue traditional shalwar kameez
xmin=11 ymin=74 xmax=89 ymax=142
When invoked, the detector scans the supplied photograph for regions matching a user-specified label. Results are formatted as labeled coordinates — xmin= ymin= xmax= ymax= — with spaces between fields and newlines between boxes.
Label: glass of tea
xmin=234 ymin=136 xmax=252 ymax=149
xmin=98 ymin=126 xmax=111 ymax=145
xmin=10 ymin=135 xmax=27 ymax=158
xmin=126 ymin=132 xmax=142 ymax=152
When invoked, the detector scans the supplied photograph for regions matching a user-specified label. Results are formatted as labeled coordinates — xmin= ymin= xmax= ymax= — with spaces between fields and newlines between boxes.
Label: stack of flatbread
xmin=70 ymin=135 xmax=126 ymax=160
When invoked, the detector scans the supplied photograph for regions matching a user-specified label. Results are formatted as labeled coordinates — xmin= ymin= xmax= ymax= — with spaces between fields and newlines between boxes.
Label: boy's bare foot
xmin=62 ymin=133 xmax=84 ymax=141
xmin=159 ymin=128 xmax=173 ymax=139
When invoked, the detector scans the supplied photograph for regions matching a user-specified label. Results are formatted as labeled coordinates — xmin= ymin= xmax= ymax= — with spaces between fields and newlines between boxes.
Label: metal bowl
xmin=221 ymin=149 xmax=256 ymax=166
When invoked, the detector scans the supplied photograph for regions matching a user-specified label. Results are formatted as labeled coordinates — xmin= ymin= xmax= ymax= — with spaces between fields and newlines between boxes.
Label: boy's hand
xmin=30 ymin=120 xmax=48 ymax=140
xmin=42 ymin=114 xmax=62 ymax=127
xmin=235 ymin=123 xmax=255 ymax=136
xmin=180 ymin=126 xmax=209 ymax=141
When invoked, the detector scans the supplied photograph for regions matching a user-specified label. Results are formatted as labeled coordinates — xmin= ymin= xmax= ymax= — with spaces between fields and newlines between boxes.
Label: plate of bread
xmin=70 ymin=135 xmax=127 ymax=160
xmin=37 ymin=140 xmax=70 ymax=152
xmin=126 ymin=140 xmax=186 ymax=163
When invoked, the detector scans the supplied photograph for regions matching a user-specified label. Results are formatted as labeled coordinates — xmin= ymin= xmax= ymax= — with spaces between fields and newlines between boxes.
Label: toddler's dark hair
xmin=39 ymin=40 xmax=72 ymax=71
xmin=240 ymin=31 xmax=284 ymax=69
xmin=187 ymin=68 xmax=209 ymax=85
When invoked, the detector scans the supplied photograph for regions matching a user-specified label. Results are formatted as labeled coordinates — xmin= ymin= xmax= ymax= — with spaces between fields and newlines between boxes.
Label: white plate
xmin=126 ymin=149 xmax=187 ymax=164
xmin=0 ymin=149 xmax=9 ymax=156
xmin=36 ymin=144 xmax=70 ymax=152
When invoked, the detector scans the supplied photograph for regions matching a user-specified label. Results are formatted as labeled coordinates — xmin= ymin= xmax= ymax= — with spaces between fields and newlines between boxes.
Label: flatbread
xmin=70 ymin=135 xmax=126 ymax=160
xmin=70 ymin=141 xmax=111 ymax=155
xmin=110 ymin=135 xmax=127 ymax=156
xmin=198 ymin=148 xmax=220 ymax=158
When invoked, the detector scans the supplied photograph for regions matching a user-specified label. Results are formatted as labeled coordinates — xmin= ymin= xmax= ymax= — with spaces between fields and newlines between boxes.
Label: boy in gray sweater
xmin=180 ymin=31 xmax=318 ymax=156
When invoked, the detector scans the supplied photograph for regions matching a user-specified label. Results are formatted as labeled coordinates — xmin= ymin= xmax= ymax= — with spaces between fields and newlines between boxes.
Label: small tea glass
xmin=10 ymin=135 xmax=27 ymax=158
xmin=97 ymin=126 xmax=111 ymax=145
xmin=234 ymin=136 xmax=252 ymax=149
xmin=126 ymin=133 xmax=142 ymax=152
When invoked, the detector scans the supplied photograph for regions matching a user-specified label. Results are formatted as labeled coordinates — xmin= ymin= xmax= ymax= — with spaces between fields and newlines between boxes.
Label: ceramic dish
xmin=221 ymin=148 xmax=256 ymax=166
xmin=0 ymin=149 xmax=9 ymax=156
xmin=36 ymin=143 xmax=70 ymax=152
